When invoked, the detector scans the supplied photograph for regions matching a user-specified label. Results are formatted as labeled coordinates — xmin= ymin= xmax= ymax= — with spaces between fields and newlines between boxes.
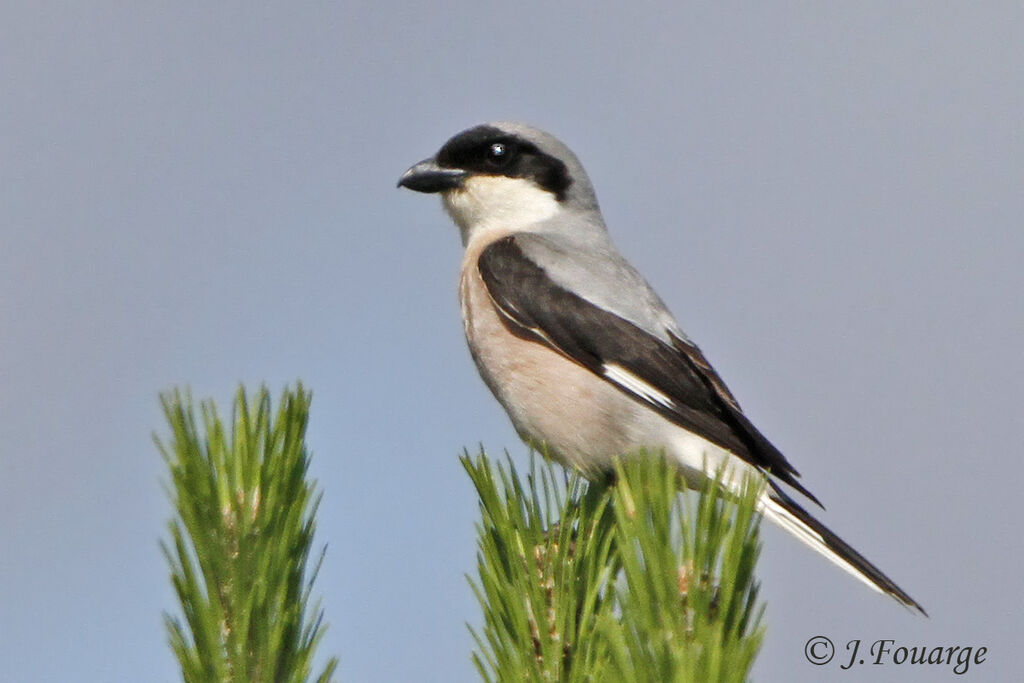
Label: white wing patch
xmin=602 ymin=363 xmax=675 ymax=409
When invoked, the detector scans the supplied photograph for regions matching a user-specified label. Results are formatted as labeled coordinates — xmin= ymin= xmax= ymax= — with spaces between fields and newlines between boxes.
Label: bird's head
xmin=398 ymin=122 xmax=599 ymax=244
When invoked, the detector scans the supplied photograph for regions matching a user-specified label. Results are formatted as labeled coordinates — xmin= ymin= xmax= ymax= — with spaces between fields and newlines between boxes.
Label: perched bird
xmin=398 ymin=121 xmax=924 ymax=614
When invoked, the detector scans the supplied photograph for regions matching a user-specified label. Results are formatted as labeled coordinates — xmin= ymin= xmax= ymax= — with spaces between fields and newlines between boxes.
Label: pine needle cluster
xmin=157 ymin=385 xmax=337 ymax=683
xmin=465 ymin=452 xmax=765 ymax=683
xmin=156 ymin=384 xmax=763 ymax=682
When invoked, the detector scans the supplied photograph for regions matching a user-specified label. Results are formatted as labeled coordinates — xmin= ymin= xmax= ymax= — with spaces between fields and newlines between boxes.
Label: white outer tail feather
xmin=759 ymin=494 xmax=885 ymax=596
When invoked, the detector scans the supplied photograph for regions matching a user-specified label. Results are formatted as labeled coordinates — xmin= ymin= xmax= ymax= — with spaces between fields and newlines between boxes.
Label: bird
xmin=398 ymin=121 xmax=924 ymax=614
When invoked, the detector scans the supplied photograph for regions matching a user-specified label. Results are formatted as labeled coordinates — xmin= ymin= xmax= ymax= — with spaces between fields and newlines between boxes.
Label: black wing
xmin=478 ymin=235 xmax=821 ymax=507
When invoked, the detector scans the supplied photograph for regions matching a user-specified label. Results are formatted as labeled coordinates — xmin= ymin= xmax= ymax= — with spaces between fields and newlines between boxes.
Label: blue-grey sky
xmin=1 ymin=3 xmax=1021 ymax=681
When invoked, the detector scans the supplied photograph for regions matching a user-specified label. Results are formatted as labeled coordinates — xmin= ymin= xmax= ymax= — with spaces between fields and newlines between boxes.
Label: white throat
xmin=442 ymin=176 xmax=560 ymax=246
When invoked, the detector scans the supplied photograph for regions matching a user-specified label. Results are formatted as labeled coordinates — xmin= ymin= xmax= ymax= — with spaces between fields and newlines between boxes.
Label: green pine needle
xmin=157 ymin=384 xmax=338 ymax=683
xmin=465 ymin=451 xmax=765 ymax=683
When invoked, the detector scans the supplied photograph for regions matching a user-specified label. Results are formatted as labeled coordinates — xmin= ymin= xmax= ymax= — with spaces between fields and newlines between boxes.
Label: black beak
xmin=397 ymin=158 xmax=467 ymax=193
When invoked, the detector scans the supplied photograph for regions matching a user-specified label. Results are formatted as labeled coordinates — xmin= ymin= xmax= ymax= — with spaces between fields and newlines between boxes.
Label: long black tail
xmin=760 ymin=487 xmax=926 ymax=615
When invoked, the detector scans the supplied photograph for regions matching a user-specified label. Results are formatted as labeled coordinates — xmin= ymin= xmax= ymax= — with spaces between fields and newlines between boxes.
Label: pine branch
xmin=157 ymin=384 xmax=338 ymax=683
xmin=465 ymin=451 xmax=765 ymax=683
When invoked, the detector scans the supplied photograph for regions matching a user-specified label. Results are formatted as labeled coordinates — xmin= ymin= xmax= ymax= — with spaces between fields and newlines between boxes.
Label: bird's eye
xmin=486 ymin=142 xmax=511 ymax=166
